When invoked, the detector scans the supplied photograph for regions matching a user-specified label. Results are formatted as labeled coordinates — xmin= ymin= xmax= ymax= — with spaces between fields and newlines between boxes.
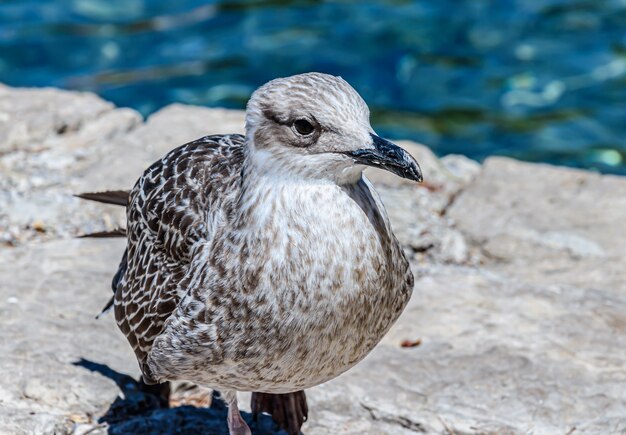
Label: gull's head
xmin=245 ymin=72 xmax=422 ymax=184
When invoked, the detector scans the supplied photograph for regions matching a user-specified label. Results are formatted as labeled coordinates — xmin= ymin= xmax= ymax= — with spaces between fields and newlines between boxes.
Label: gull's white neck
xmin=235 ymin=146 xmax=365 ymax=231
xmin=244 ymin=146 xmax=364 ymax=186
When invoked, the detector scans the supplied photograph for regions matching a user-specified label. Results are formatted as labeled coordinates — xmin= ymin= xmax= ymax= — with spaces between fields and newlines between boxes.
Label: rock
xmin=447 ymin=157 xmax=626 ymax=290
xmin=1 ymin=83 xmax=625 ymax=434
xmin=0 ymin=84 xmax=114 ymax=153
xmin=0 ymin=239 xmax=135 ymax=434
xmin=439 ymin=154 xmax=482 ymax=185
xmin=448 ymin=157 xmax=626 ymax=261
xmin=77 ymin=104 xmax=245 ymax=192
xmin=378 ymin=264 xmax=626 ymax=433
xmin=0 ymin=85 xmax=141 ymax=247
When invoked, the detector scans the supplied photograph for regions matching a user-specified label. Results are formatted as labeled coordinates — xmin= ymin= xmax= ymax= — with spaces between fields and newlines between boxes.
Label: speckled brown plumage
xmin=83 ymin=73 xmax=422 ymax=435
xmin=115 ymin=135 xmax=246 ymax=381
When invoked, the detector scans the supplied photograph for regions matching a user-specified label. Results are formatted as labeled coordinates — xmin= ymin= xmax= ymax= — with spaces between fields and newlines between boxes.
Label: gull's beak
xmin=344 ymin=134 xmax=423 ymax=182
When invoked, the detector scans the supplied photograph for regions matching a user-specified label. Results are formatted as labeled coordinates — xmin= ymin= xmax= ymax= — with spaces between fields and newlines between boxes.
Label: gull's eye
xmin=293 ymin=119 xmax=315 ymax=136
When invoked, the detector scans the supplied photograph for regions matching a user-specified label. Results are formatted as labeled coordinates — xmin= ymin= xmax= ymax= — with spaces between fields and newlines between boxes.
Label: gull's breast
xmin=227 ymin=179 xmax=412 ymax=391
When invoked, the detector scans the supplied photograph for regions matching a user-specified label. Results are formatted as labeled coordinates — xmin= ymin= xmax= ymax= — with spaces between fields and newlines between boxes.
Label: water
xmin=1 ymin=0 xmax=625 ymax=174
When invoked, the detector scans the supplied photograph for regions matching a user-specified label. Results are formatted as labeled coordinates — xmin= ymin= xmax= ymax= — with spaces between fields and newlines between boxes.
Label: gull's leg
xmin=222 ymin=390 xmax=251 ymax=435
xmin=251 ymin=390 xmax=308 ymax=435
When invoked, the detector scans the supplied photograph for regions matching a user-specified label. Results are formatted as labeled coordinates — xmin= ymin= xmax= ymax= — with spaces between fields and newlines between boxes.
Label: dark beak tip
xmin=405 ymin=155 xmax=423 ymax=183
xmin=410 ymin=169 xmax=423 ymax=183
xmin=415 ymin=165 xmax=424 ymax=183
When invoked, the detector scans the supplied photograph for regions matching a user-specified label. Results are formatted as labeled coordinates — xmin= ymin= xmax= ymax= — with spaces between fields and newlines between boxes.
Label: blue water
xmin=1 ymin=0 xmax=625 ymax=174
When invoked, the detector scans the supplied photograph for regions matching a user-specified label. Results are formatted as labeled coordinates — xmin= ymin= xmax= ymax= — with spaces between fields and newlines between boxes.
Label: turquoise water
xmin=1 ymin=0 xmax=625 ymax=174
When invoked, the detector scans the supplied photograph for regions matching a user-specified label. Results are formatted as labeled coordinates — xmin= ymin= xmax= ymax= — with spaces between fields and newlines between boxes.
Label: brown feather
xmin=78 ymin=228 xmax=127 ymax=238
xmin=75 ymin=190 xmax=130 ymax=207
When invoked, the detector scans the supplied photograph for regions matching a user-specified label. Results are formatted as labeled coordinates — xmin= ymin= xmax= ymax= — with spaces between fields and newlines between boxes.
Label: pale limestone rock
xmin=0 ymin=84 xmax=114 ymax=153
xmin=448 ymin=157 xmax=626 ymax=261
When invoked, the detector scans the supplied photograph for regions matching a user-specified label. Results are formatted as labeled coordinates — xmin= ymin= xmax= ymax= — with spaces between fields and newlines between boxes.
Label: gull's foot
xmin=227 ymin=404 xmax=252 ymax=435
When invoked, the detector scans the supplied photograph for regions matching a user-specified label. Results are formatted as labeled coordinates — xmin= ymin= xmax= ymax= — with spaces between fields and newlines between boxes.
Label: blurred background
xmin=1 ymin=0 xmax=625 ymax=174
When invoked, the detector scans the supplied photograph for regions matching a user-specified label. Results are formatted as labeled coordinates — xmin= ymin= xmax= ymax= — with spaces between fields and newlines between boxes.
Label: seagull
xmin=79 ymin=72 xmax=422 ymax=435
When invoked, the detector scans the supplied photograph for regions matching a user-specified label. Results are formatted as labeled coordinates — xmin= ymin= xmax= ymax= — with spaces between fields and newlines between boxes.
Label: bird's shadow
xmin=73 ymin=358 xmax=287 ymax=434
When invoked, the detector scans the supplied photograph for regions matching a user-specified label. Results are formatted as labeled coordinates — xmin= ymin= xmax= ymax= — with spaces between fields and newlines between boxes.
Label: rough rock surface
xmin=1 ymin=84 xmax=625 ymax=434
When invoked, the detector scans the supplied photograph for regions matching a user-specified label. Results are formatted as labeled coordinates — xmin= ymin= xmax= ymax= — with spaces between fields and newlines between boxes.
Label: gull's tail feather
xmin=78 ymin=228 xmax=127 ymax=238
xmin=75 ymin=190 xmax=130 ymax=207
xmin=76 ymin=191 xmax=128 ymax=238
xmin=95 ymin=297 xmax=114 ymax=320
xmin=251 ymin=390 xmax=308 ymax=435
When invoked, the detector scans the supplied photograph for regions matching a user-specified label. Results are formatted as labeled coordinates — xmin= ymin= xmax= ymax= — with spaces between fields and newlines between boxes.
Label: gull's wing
xmin=115 ymin=134 xmax=245 ymax=383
